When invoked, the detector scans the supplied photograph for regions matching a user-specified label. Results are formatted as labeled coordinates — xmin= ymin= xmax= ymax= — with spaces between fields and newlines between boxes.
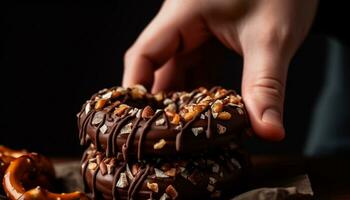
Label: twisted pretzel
xmin=1 ymin=148 xmax=89 ymax=200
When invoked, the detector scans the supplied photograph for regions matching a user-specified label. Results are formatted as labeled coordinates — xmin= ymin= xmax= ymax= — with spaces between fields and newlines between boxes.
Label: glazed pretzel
xmin=1 ymin=148 xmax=89 ymax=200
xmin=0 ymin=146 xmax=27 ymax=181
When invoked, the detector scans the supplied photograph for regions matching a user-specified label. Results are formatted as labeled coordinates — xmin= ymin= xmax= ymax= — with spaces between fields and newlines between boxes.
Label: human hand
xmin=122 ymin=0 xmax=318 ymax=141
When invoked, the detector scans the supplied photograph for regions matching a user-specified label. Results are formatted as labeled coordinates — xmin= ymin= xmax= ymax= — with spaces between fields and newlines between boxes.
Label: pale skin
xmin=122 ymin=0 xmax=318 ymax=141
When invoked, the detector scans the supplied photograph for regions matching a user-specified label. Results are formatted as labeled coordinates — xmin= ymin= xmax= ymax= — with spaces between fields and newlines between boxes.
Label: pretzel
xmin=0 ymin=145 xmax=27 ymax=181
xmin=2 ymin=151 xmax=89 ymax=200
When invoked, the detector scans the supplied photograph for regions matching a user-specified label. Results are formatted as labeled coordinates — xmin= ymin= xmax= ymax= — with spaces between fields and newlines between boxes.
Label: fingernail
xmin=262 ymin=108 xmax=283 ymax=127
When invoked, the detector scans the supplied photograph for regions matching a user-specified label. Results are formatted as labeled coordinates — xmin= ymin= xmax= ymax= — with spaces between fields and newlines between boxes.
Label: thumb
xmin=242 ymin=48 xmax=289 ymax=141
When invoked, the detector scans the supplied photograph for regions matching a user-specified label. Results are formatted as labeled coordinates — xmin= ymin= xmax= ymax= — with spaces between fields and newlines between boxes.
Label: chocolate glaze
xmin=78 ymin=87 xmax=249 ymax=160
xmin=81 ymin=146 xmax=249 ymax=200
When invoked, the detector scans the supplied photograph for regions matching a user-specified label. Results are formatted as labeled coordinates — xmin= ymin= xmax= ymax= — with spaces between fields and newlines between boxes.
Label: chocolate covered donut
xmin=78 ymin=85 xmax=251 ymax=200
xmin=77 ymin=85 xmax=249 ymax=160
xmin=81 ymin=144 xmax=249 ymax=200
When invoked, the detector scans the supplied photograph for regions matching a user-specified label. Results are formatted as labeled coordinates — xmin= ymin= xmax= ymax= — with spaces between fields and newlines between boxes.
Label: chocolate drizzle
xmin=127 ymin=164 xmax=150 ymax=200
xmin=112 ymin=163 xmax=126 ymax=200
xmin=122 ymin=115 xmax=142 ymax=161
xmin=92 ymin=166 xmax=100 ymax=199
xmin=137 ymin=111 xmax=163 ymax=161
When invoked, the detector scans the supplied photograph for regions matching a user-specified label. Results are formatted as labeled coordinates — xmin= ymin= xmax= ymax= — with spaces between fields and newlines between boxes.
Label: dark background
xmin=1 ymin=2 xmax=348 ymax=156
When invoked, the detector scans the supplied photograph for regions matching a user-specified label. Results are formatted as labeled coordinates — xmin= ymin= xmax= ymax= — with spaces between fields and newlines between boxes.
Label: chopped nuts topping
xmin=164 ymin=168 xmax=176 ymax=177
xmin=120 ymin=123 xmax=133 ymax=134
xmin=155 ymin=118 xmax=165 ymax=126
xmin=217 ymin=111 xmax=231 ymax=120
xmin=116 ymin=173 xmax=128 ymax=188
xmin=87 ymin=162 xmax=97 ymax=170
xmin=217 ymin=124 xmax=226 ymax=134
xmin=99 ymin=124 xmax=108 ymax=134
xmin=211 ymin=100 xmax=223 ymax=113
xmin=154 ymin=168 xmax=169 ymax=178
xmin=174 ymin=124 xmax=182 ymax=131
xmin=184 ymin=111 xmax=197 ymax=122
xmin=147 ymin=182 xmax=159 ymax=193
xmin=85 ymin=102 xmax=91 ymax=114
xmin=163 ymin=98 xmax=173 ymax=105
xmin=207 ymin=184 xmax=215 ymax=192
xmin=92 ymin=112 xmax=104 ymax=125
xmin=191 ymin=127 xmax=204 ymax=136
xmin=95 ymin=99 xmax=107 ymax=110
xmin=131 ymin=85 xmax=147 ymax=99
xmin=142 ymin=106 xmax=154 ymax=119
xmin=154 ymin=92 xmax=164 ymax=102
xmin=209 ymin=177 xmax=217 ymax=185
xmin=114 ymin=104 xmax=129 ymax=116
xmin=171 ymin=113 xmax=180 ymax=125
xmin=160 ymin=193 xmax=170 ymax=200
xmin=165 ymin=103 xmax=176 ymax=113
xmin=165 ymin=185 xmax=178 ymax=199
xmin=101 ymin=91 xmax=113 ymax=99
xmin=126 ymin=164 xmax=134 ymax=180
xmin=153 ymin=139 xmax=167 ymax=150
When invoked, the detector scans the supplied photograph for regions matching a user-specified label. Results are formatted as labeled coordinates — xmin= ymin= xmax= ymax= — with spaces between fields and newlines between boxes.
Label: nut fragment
xmin=147 ymin=182 xmax=159 ymax=193
xmin=184 ymin=111 xmax=197 ymax=122
xmin=165 ymin=103 xmax=176 ymax=113
xmin=120 ymin=123 xmax=133 ymax=134
xmin=116 ymin=172 xmax=129 ymax=188
xmin=217 ymin=111 xmax=231 ymax=120
xmin=154 ymin=92 xmax=164 ymax=101
xmin=114 ymin=104 xmax=129 ymax=116
xmin=99 ymin=124 xmax=108 ymax=134
xmin=92 ymin=111 xmax=104 ymax=125
xmin=85 ymin=102 xmax=91 ymax=114
xmin=164 ymin=168 xmax=176 ymax=177
xmin=154 ymin=168 xmax=169 ymax=178
xmin=212 ymin=101 xmax=223 ymax=113
xmin=142 ymin=106 xmax=155 ymax=119
xmin=217 ymin=124 xmax=226 ymax=134
xmin=160 ymin=193 xmax=170 ymax=200
xmin=155 ymin=118 xmax=165 ymax=126
xmin=165 ymin=185 xmax=178 ymax=199
xmin=153 ymin=139 xmax=167 ymax=150
xmin=87 ymin=162 xmax=97 ymax=170
xmin=95 ymin=99 xmax=107 ymax=110
xmin=191 ymin=127 xmax=204 ymax=136
xmin=171 ymin=113 xmax=180 ymax=125
xmin=101 ymin=91 xmax=113 ymax=99
xmin=209 ymin=177 xmax=217 ymax=185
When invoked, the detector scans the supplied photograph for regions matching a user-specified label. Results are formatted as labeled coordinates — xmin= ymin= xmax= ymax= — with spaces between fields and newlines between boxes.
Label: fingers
xmin=242 ymin=47 xmax=290 ymax=141
xmin=123 ymin=0 xmax=209 ymax=92
xmin=122 ymin=1 xmax=183 ymax=90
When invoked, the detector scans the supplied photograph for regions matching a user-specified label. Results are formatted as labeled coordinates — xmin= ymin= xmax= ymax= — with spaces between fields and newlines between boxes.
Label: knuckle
xmin=249 ymin=76 xmax=285 ymax=102
xmin=258 ymin=25 xmax=294 ymax=51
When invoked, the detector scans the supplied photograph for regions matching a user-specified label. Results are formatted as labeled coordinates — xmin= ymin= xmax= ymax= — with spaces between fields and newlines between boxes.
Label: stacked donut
xmin=78 ymin=85 xmax=251 ymax=200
